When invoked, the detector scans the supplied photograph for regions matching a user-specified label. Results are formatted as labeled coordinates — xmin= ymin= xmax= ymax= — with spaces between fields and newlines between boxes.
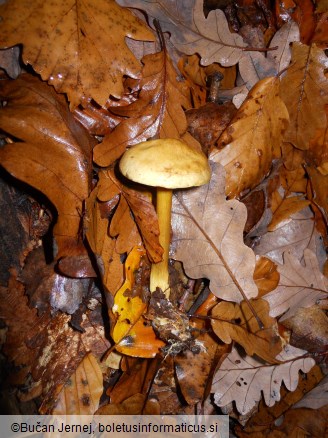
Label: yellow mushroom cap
xmin=119 ymin=139 xmax=211 ymax=189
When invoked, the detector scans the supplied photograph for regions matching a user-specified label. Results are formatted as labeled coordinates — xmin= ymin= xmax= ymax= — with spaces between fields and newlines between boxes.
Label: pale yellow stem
xmin=150 ymin=188 xmax=172 ymax=298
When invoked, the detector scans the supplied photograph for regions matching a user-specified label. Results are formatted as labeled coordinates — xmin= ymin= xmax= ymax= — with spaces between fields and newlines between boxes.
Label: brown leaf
xmin=117 ymin=0 xmax=245 ymax=66
xmin=186 ymin=101 xmax=237 ymax=154
xmin=109 ymin=196 xmax=142 ymax=254
xmin=293 ymin=374 xmax=328 ymax=410
xmin=263 ymin=249 xmax=328 ymax=321
xmin=237 ymin=365 xmax=324 ymax=436
xmin=210 ymin=76 xmax=289 ymax=197
xmin=211 ymin=299 xmax=282 ymax=363
xmin=171 ymin=162 xmax=259 ymax=303
xmin=268 ymin=166 xmax=310 ymax=231
xmin=307 ymin=165 xmax=328 ymax=222
xmin=254 ymin=207 xmax=326 ymax=266
xmin=52 ymin=353 xmax=103 ymax=414
xmin=263 ymin=405 xmax=328 ymax=437
xmin=175 ymin=335 xmax=229 ymax=406
xmin=267 ymin=21 xmax=300 ymax=72
xmin=280 ymin=42 xmax=328 ymax=150
xmin=282 ymin=306 xmax=328 ymax=353
xmin=96 ymin=393 xmax=160 ymax=415
xmin=0 ymin=74 xmax=94 ymax=272
xmin=0 ymin=0 xmax=155 ymax=107
xmin=109 ymin=357 xmax=159 ymax=404
xmin=85 ymin=187 xmax=123 ymax=296
xmin=253 ymin=257 xmax=280 ymax=297
xmin=212 ymin=344 xmax=315 ymax=415
xmin=93 ymin=49 xmax=197 ymax=167
xmin=97 ymin=169 xmax=163 ymax=263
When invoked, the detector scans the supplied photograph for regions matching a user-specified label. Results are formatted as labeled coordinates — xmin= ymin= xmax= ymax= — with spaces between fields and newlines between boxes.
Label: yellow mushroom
xmin=119 ymin=138 xmax=211 ymax=298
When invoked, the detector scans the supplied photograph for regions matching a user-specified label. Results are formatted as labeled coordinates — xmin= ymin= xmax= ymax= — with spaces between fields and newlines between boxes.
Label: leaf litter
xmin=0 ymin=0 xmax=327 ymax=434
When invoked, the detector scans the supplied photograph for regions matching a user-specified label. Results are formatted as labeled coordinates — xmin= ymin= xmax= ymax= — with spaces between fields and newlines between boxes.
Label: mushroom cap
xmin=119 ymin=139 xmax=211 ymax=189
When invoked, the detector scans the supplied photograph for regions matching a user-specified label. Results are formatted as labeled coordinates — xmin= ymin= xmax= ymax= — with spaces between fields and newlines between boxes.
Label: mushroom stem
xmin=150 ymin=188 xmax=172 ymax=297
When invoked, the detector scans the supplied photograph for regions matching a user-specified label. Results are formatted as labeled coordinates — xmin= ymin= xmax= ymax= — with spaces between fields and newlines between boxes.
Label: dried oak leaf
xmin=96 ymin=393 xmax=160 ymax=415
xmin=282 ymin=306 xmax=328 ymax=353
xmin=210 ymin=76 xmax=289 ymax=198
xmin=93 ymin=49 xmax=197 ymax=167
xmin=294 ymin=374 xmax=328 ymax=410
xmin=263 ymin=249 xmax=328 ymax=321
xmin=307 ymin=165 xmax=328 ymax=223
xmin=267 ymin=21 xmax=300 ymax=72
xmin=52 ymin=353 xmax=103 ymax=415
xmin=238 ymin=26 xmax=277 ymax=92
xmin=211 ymin=299 xmax=282 ymax=364
xmin=97 ymin=168 xmax=163 ymax=263
xmin=0 ymin=74 xmax=95 ymax=275
xmin=212 ymin=344 xmax=315 ymax=415
xmin=254 ymin=207 xmax=326 ymax=268
xmin=253 ymin=257 xmax=280 ymax=298
xmin=171 ymin=162 xmax=259 ymax=303
xmin=175 ymin=296 xmax=230 ymax=406
xmin=280 ymin=42 xmax=328 ymax=150
xmin=268 ymin=165 xmax=310 ymax=231
xmin=109 ymin=356 xmax=159 ymax=404
xmin=0 ymin=0 xmax=155 ymax=108
xmin=85 ymin=186 xmax=123 ymax=297
xmin=117 ymin=0 xmax=245 ymax=67
xmin=236 ymin=365 xmax=324 ymax=436
xmin=265 ymin=405 xmax=328 ymax=437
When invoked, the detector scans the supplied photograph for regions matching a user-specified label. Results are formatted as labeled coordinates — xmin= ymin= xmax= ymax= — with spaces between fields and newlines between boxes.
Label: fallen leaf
xmin=238 ymin=26 xmax=277 ymax=91
xmin=0 ymin=74 xmax=94 ymax=271
xmin=109 ymin=356 xmax=159 ymax=404
xmin=263 ymin=249 xmax=328 ymax=321
xmin=253 ymin=257 xmax=280 ymax=297
xmin=52 ymin=353 xmax=103 ymax=414
xmin=212 ymin=344 xmax=315 ymax=415
xmin=0 ymin=0 xmax=155 ymax=107
xmin=211 ymin=299 xmax=282 ymax=363
xmin=291 ymin=0 xmax=316 ymax=44
xmin=273 ymin=405 xmax=328 ymax=437
xmin=117 ymin=0 xmax=245 ymax=67
xmin=293 ymin=374 xmax=328 ymax=409
xmin=175 ymin=296 xmax=230 ymax=406
xmin=311 ymin=11 xmax=328 ymax=48
xmin=96 ymin=393 xmax=159 ymax=415
xmin=307 ymin=165 xmax=328 ymax=222
xmin=93 ymin=49 xmax=197 ymax=167
xmin=112 ymin=246 xmax=164 ymax=358
xmin=186 ymin=101 xmax=237 ymax=154
xmin=253 ymin=207 xmax=326 ymax=268
xmin=97 ymin=169 xmax=163 ymax=263
xmin=282 ymin=306 xmax=328 ymax=353
xmin=171 ymin=162 xmax=259 ymax=303
xmin=85 ymin=186 xmax=123 ymax=297
xmin=268 ymin=166 xmax=310 ymax=231
xmin=236 ymin=365 xmax=324 ymax=436
xmin=280 ymin=42 xmax=328 ymax=150
xmin=267 ymin=21 xmax=300 ymax=72
xmin=210 ymin=76 xmax=289 ymax=197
